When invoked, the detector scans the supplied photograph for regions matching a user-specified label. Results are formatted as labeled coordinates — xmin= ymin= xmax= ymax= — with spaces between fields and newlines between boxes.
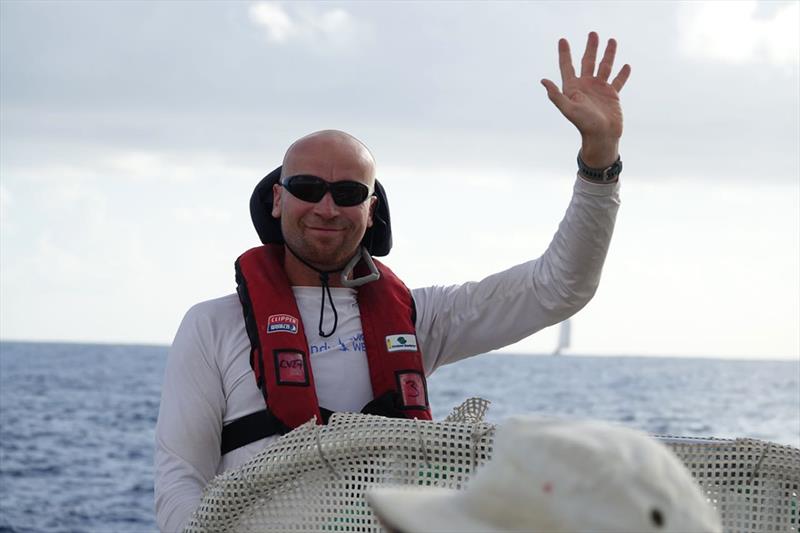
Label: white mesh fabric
xmin=185 ymin=399 xmax=799 ymax=533
xmin=662 ymin=436 xmax=799 ymax=533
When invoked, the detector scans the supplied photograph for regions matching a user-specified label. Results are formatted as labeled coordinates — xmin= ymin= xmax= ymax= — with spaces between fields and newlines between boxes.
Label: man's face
xmin=272 ymin=134 xmax=377 ymax=271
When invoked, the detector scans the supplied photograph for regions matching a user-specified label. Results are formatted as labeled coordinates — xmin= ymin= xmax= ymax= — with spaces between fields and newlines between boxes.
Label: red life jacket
xmin=235 ymin=244 xmax=432 ymax=433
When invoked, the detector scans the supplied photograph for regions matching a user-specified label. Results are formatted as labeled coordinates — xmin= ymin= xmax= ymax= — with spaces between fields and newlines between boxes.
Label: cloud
xmin=103 ymin=151 xmax=201 ymax=184
xmin=248 ymin=2 xmax=359 ymax=48
xmin=678 ymin=1 xmax=799 ymax=69
xmin=249 ymin=2 xmax=295 ymax=43
xmin=1 ymin=148 xmax=253 ymax=188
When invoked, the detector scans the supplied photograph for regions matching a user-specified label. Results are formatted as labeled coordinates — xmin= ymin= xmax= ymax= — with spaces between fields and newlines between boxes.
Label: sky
xmin=1 ymin=1 xmax=798 ymax=360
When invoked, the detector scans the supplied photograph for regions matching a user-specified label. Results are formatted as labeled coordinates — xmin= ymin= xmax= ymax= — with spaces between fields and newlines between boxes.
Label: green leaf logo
xmin=398 ymin=337 xmax=407 ymax=344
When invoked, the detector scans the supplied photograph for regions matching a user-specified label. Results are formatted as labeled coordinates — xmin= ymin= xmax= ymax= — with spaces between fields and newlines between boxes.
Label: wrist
xmin=579 ymin=138 xmax=619 ymax=168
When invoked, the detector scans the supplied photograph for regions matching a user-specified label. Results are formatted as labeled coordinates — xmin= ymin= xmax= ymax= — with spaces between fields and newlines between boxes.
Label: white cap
xmin=367 ymin=416 xmax=722 ymax=532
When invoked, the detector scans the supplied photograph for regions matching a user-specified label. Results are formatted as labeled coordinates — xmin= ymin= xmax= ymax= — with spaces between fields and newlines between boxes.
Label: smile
xmin=307 ymin=226 xmax=344 ymax=232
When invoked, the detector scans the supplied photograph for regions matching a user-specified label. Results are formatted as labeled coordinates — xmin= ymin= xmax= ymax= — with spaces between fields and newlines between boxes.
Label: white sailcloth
xmin=554 ymin=320 xmax=571 ymax=355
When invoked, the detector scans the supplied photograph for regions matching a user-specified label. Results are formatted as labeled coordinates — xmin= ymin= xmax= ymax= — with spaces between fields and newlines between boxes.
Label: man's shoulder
xmin=173 ymin=293 xmax=248 ymax=360
xmin=181 ymin=293 xmax=243 ymax=331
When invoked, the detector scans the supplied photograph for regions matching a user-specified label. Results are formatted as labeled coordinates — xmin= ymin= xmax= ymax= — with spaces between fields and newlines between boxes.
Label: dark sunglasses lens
xmin=286 ymin=176 xmax=326 ymax=202
xmin=330 ymin=182 xmax=369 ymax=206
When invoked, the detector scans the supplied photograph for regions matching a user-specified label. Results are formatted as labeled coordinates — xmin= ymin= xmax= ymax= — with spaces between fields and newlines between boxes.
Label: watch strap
xmin=577 ymin=152 xmax=622 ymax=182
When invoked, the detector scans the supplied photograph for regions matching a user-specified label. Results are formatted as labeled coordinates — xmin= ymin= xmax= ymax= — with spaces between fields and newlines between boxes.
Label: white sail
xmin=553 ymin=319 xmax=571 ymax=355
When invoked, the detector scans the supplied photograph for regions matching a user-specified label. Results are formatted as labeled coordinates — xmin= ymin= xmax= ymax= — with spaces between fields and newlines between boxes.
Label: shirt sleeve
xmin=413 ymin=176 xmax=621 ymax=375
xmin=154 ymin=304 xmax=226 ymax=533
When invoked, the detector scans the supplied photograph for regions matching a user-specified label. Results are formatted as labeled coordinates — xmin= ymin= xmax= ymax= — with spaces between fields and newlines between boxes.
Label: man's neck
xmin=283 ymin=247 xmax=348 ymax=288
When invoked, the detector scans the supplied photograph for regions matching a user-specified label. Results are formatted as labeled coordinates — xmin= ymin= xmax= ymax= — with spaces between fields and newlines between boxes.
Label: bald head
xmin=282 ymin=130 xmax=376 ymax=186
xmin=273 ymin=130 xmax=379 ymax=279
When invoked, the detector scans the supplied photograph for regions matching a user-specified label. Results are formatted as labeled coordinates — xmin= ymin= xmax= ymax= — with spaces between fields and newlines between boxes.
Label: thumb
xmin=540 ymin=78 xmax=572 ymax=114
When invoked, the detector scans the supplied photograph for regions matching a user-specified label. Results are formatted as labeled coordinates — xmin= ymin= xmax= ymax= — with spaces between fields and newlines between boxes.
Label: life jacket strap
xmin=220 ymin=391 xmax=406 ymax=454
xmin=220 ymin=407 xmax=334 ymax=455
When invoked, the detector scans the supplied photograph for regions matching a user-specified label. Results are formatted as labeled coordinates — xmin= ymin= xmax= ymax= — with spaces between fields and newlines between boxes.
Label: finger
xmin=541 ymin=78 xmax=574 ymax=115
xmin=596 ymin=38 xmax=617 ymax=82
xmin=580 ymin=31 xmax=599 ymax=77
xmin=557 ymin=38 xmax=576 ymax=87
xmin=611 ymin=64 xmax=632 ymax=92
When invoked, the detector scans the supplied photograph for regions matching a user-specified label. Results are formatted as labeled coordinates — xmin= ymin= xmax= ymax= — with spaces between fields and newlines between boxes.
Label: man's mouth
xmin=307 ymin=226 xmax=344 ymax=232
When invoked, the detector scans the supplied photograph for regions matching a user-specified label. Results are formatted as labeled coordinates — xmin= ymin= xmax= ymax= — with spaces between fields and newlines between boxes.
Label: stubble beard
xmin=286 ymin=218 xmax=362 ymax=272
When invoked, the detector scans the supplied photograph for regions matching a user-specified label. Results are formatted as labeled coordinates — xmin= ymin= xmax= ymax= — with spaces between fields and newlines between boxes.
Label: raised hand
xmin=541 ymin=32 xmax=631 ymax=168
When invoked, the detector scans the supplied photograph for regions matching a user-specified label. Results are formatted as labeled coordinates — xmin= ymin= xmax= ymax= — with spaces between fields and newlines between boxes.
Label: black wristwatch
xmin=577 ymin=152 xmax=622 ymax=183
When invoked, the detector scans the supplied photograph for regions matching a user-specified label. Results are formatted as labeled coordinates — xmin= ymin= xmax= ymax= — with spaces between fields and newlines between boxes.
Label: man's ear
xmin=271 ymin=184 xmax=282 ymax=218
xmin=367 ymin=195 xmax=377 ymax=228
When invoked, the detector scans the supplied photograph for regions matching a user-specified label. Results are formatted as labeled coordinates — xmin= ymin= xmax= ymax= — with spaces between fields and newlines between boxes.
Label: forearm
xmin=153 ymin=459 xmax=206 ymax=533
xmin=414 ymin=175 xmax=620 ymax=372
xmin=532 ymin=175 xmax=620 ymax=315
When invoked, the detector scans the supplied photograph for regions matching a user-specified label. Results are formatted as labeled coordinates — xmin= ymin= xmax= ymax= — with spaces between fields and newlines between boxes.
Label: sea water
xmin=1 ymin=341 xmax=798 ymax=532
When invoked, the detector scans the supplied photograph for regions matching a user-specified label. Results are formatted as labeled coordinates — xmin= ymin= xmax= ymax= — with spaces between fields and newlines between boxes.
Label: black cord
xmin=317 ymin=272 xmax=339 ymax=338
xmin=285 ymin=243 xmax=343 ymax=337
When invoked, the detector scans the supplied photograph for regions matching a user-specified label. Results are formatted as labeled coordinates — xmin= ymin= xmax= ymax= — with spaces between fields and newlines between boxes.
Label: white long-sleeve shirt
xmin=155 ymin=176 xmax=620 ymax=532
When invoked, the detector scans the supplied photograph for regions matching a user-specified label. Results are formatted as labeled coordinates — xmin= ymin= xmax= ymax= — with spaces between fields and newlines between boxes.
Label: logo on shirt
xmin=267 ymin=314 xmax=299 ymax=334
xmin=385 ymin=334 xmax=418 ymax=352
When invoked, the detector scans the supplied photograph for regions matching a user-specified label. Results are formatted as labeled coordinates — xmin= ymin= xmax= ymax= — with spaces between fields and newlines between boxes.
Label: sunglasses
xmin=280 ymin=174 xmax=372 ymax=207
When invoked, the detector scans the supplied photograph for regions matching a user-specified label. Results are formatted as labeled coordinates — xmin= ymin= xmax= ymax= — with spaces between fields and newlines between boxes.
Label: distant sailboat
xmin=553 ymin=319 xmax=571 ymax=356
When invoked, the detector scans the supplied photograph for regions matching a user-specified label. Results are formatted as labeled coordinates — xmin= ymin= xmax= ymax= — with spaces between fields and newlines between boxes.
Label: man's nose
xmin=312 ymin=192 xmax=340 ymax=218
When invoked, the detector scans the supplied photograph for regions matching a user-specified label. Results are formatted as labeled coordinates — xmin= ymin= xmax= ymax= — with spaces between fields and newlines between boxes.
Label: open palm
xmin=541 ymin=32 xmax=631 ymax=160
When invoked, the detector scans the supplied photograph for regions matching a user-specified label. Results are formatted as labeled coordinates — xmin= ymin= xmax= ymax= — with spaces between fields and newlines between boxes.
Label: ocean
xmin=1 ymin=341 xmax=798 ymax=532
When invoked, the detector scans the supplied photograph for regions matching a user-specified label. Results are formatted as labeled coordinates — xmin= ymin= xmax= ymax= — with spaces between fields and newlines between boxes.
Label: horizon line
xmin=1 ymin=338 xmax=797 ymax=363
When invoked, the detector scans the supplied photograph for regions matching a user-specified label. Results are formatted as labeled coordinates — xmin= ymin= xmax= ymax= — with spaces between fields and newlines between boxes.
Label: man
xmin=155 ymin=32 xmax=631 ymax=532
